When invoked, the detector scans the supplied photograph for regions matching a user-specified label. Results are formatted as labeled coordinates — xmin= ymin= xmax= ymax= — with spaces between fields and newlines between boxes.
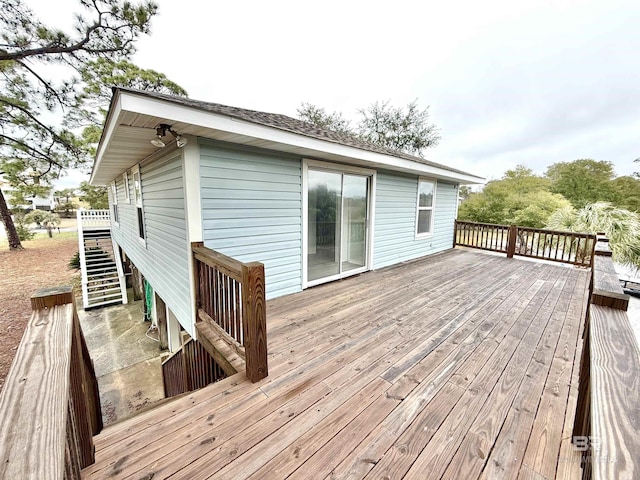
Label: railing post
xmin=242 ymin=262 xmax=268 ymax=382
xmin=506 ymin=224 xmax=517 ymax=258
xmin=453 ymin=220 xmax=458 ymax=249
xmin=192 ymin=241 xmax=205 ymax=322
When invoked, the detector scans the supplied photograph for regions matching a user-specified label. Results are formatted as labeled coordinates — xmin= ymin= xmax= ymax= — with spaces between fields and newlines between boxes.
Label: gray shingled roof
xmin=117 ymin=87 xmax=478 ymax=178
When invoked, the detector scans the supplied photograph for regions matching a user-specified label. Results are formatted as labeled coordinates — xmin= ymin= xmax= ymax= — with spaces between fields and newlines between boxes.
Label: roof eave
xmin=91 ymin=89 xmax=485 ymax=185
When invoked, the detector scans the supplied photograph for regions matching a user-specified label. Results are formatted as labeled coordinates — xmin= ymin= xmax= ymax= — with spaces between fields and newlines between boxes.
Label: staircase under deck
xmin=78 ymin=210 xmax=127 ymax=310
xmin=82 ymin=249 xmax=590 ymax=480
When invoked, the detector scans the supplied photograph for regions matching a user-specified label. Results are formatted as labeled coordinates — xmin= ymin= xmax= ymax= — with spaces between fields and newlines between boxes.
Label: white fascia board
xmin=118 ymin=92 xmax=485 ymax=185
xmin=90 ymin=93 xmax=123 ymax=185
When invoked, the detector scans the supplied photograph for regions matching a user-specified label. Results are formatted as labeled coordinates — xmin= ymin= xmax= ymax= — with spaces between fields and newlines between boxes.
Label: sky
xmin=25 ymin=0 xmax=640 ymax=188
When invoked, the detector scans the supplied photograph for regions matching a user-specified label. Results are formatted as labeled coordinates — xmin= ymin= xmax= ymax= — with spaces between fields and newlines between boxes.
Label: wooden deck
xmin=82 ymin=249 xmax=590 ymax=480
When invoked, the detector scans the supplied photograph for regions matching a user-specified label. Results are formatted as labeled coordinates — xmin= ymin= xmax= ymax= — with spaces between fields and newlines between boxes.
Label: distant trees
xmin=459 ymin=160 xmax=640 ymax=229
xmin=546 ymin=203 xmax=640 ymax=271
xmin=297 ymin=104 xmax=352 ymax=135
xmin=457 ymin=165 xmax=571 ymax=228
xmin=298 ymin=100 xmax=440 ymax=156
xmin=545 ymin=159 xmax=617 ymax=208
xmin=0 ymin=0 xmax=162 ymax=250
xmin=79 ymin=182 xmax=108 ymax=209
xmin=24 ymin=210 xmax=61 ymax=238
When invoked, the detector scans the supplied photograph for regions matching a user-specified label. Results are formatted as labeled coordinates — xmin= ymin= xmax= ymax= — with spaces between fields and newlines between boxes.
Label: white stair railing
xmin=77 ymin=209 xmax=90 ymax=309
xmin=78 ymin=209 xmax=110 ymax=228
xmin=77 ymin=209 xmax=126 ymax=309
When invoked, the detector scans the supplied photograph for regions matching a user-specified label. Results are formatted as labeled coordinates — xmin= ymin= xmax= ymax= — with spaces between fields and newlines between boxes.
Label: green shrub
xmin=13 ymin=214 xmax=35 ymax=241
xmin=69 ymin=251 xmax=80 ymax=270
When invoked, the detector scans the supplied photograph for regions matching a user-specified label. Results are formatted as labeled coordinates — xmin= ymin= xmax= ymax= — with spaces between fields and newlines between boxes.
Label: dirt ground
xmin=0 ymin=234 xmax=80 ymax=393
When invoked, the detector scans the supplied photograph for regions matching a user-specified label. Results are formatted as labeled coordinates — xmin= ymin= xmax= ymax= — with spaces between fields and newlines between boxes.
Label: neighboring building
xmin=91 ymin=88 xmax=484 ymax=341
xmin=0 ymin=174 xmax=55 ymax=211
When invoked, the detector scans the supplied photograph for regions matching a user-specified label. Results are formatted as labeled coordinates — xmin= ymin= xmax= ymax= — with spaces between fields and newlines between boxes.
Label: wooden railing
xmin=454 ymin=220 xmax=510 ymax=253
xmin=573 ymin=236 xmax=638 ymax=480
xmin=0 ymin=287 xmax=102 ymax=478
xmin=162 ymin=337 xmax=228 ymax=398
xmin=78 ymin=208 xmax=111 ymax=228
xmin=192 ymin=242 xmax=268 ymax=382
xmin=454 ymin=220 xmax=596 ymax=267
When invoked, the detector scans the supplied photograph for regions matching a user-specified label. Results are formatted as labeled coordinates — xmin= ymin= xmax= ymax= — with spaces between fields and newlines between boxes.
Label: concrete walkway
xmin=78 ymin=295 xmax=166 ymax=426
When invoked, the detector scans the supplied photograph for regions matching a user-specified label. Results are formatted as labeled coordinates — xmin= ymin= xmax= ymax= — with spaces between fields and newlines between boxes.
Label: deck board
xmin=82 ymin=249 xmax=589 ymax=480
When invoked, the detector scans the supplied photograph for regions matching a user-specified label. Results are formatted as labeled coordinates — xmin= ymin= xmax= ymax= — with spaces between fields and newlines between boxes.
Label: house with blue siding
xmin=91 ymin=88 xmax=483 ymax=349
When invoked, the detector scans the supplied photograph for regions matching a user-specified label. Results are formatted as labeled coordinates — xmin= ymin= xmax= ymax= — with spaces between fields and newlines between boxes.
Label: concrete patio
xmin=78 ymin=293 xmax=166 ymax=426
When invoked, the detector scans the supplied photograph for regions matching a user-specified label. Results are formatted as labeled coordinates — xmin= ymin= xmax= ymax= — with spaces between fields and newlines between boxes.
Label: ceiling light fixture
xmin=175 ymin=134 xmax=188 ymax=148
xmin=150 ymin=124 xmax=188 ymax=148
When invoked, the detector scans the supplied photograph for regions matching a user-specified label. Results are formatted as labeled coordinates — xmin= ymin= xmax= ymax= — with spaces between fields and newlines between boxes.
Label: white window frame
xmin=415 ymin=177 xmax=436 ymax=238
xmin=132 ymin=165 xmax=146 ymax=245
xmin=111 ymin=181 xmax=119 ymax=226
xmin=123 ymin=171 xmax=131 ymax=204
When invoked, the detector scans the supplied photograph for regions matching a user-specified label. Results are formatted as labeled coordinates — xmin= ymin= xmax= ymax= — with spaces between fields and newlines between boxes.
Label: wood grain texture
xmin=82 ymin=250 xmax=591 ymax=480
xmin=592 ymin=253 xmax=629 ymax=311
xmin=590 ymin=305 xmax=640 ymax=480
xmin=242 ymin=262 xmax=268 ymax=382
xmin=0 ymin=304 xmax=73 ymax=479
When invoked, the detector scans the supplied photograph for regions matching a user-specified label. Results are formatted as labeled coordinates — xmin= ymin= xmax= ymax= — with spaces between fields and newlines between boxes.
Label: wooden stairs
xmin=78 ymin=210 xmax=128 ymax=309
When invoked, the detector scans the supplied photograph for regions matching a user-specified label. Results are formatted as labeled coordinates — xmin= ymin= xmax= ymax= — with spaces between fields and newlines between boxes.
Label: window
xmin=111 ymin=181 xmax=119 ymax=225
xmin=416 ymin=178 xmax=435 ymax=236
xmin=123 ymin=172 xmax=131 ymax=204
xmin=132 ymin=165 xmax=145 ymax=241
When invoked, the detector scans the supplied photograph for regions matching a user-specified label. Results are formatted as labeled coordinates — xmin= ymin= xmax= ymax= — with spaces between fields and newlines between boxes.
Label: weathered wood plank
xmin=83 ymin=250 xmax=591 ymax=480
xmin=0 ymin=305 xmax=73 ymax=479
xmin=590 ymin=305 xmax=640 ymax=480
xmin=592 ymin=240 xmax=629 ymax=310
xmin=242 ymin=262 xmax=268 ymax=382
xmin=30 ymin=285 xmax=74 ymax=310
xmin=195 ymin=321 xmax=244 ymax=375
xmin=198 ymin=308 xmax=246 ymax=360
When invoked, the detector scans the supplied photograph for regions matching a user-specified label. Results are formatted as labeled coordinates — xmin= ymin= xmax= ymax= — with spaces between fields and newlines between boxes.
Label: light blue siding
xmin=110 ymin=151 xmax=193 ymax=334
xmin=374 ymin=171 xmax=457 ymax=269
xmin=199 ymin=140 xmax=302 ymax=299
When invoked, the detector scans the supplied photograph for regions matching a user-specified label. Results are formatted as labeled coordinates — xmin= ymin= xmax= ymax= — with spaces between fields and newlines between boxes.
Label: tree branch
xmin=1 ymin=97 xmax=80 ymax=153
xmin=14 ymin=60 xmax=67 ymax=107
xmin=0 ymin=133 xmax=65 ymax=169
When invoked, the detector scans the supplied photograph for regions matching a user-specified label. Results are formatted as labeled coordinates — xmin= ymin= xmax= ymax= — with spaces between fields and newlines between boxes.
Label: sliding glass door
xmin=307 ymin=167 xmax=370 ymax=285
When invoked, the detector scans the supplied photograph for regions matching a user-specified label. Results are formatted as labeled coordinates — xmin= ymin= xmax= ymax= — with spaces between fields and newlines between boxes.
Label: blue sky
xmin=26 ymin=0 xmax=640 ymax=188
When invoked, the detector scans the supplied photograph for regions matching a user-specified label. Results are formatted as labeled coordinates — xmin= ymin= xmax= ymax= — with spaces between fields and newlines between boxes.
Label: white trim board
xmin=91 ymin=90 xmax=485 ymax=186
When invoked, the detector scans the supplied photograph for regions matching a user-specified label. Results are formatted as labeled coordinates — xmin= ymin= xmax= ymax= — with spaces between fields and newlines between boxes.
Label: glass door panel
xmin=341 ymin=175 xmax=368 ymax=273
xmin=307 ymin=170 xmax=342 ymax=282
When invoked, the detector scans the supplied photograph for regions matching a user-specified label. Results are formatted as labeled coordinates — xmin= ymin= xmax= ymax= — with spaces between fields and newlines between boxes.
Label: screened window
xmin=111 ymin=182 xmax=119 ymax=225
xmin=132 ymin=166 xmax=145 ymax=241
xmin=416 ymin=179 xmax=435 ymax=236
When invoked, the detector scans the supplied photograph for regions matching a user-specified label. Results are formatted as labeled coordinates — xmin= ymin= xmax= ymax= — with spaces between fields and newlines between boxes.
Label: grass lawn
xmin=0 ymin=232 xmax=80 ymax=393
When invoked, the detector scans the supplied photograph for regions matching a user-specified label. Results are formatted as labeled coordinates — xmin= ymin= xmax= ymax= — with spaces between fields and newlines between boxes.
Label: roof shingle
xmin=117 ymin=87 xmax=479 ymax=179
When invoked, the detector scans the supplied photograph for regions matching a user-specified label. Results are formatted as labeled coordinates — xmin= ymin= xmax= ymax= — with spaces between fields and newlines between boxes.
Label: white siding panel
xmin=199 ymin=140 xmax=303 ymax=299
xmin=110 ymin=151 xmax=193 ymax=335
xmin=373 ymin=170 xmax=457 ymax=269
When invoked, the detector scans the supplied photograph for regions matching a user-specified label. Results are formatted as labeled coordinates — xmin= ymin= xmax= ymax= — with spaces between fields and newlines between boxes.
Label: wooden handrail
xmin=454 ymin=220 xmax=596 ymax=267
xmin=192 ymin=242 xmax=268 ymax=383
xmin=0 ymin=286 xmax=101 ymax=478
xmin=572 ymin=237 xmax=637 ymax=479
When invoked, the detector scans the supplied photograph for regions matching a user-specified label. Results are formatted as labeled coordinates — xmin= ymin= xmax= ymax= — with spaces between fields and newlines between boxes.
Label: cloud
xmin=24 ymin=0 xmax=640 ymax=185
